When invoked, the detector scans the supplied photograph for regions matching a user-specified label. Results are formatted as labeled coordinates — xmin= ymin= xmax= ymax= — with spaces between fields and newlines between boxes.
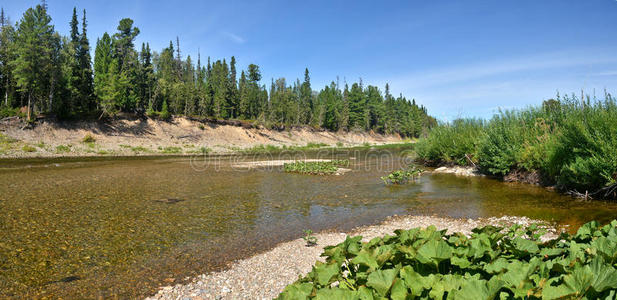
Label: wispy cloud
xmin=222 ymin=31 xmax=246 ymax=44
xmin=382 ymin=49 xmax=617 ymax=89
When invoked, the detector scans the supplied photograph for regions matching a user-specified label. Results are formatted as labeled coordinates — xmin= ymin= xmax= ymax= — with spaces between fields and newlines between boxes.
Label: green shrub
xmin=278 ymin=220 xmax=617 ymax=299
xmin=82 ymin=134 xmax=96 ymax=143
xmin=415 ymin=119 xmax=484 ymax=166
xmin=21 ymin=145 xmax=36 ymax=152
xmin=55 ymin=145 xmax=72 ymax=153
xmin=416 ymin=95 xmax=617 ymax=197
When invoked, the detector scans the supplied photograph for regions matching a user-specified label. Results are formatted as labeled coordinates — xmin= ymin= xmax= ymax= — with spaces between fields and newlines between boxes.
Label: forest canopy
xmin=0 ymin=3 xmax=435 ymax=137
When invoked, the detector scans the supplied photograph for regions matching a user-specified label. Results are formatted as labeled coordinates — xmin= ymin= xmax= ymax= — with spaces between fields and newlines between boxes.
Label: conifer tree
xmin=11 ymin=5 xmax=55 ymax=120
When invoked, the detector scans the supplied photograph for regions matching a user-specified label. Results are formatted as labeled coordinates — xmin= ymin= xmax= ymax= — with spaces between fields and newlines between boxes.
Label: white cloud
xmin=222 ymin=31 xmax=246 ymax=44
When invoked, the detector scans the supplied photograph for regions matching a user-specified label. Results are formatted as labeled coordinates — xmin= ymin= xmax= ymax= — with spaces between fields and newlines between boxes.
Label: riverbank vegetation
xmin=416 ymin=94 xmax=617 ymax=199
xmin=278 ymin=220 xmax=617 ymax=299
xmin=284 ymin=160 xmax=350 ymax=175
xmin=0 ymin=4 xmax=434 ymax=137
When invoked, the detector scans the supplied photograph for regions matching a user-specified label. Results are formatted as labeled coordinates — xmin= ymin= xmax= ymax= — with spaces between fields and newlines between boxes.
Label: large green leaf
xmin=313 ymin=262 xmax=340 ymax=286
xmin=416 ymin=239 xmax=452 ymax=269
xmin=366 ymin=268 xmax=398 ymax=296
xmin=278 ymin=282 xmax=314 ymax=300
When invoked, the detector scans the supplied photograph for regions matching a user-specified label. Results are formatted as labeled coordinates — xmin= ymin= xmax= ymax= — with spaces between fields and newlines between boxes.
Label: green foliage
xmin=303 ymin=229 xmax=318 ymax=247
xmin=381 ymin=166 xmax=423 ymax=185
xmin=417 ymin=96 xmax=617 ymax=197
xmin=284 ymin=160 xmax=349 ymax=175
xmin=55 ymin=144 xmax=72 ymax=153
xmin=415 ymin=119 xmax=484 ymax=166
xmin=159 ymin=100 xmax=171 ymax=120
xmin=279 ymin=220 xmax=617 ymax=300
xmin=81 ymin=133 xmax=95 ymax=143
xmin=21 ymin=144 xmax=36 ymax=152
xmin=160 ymin=146 xmax=181 ymax=154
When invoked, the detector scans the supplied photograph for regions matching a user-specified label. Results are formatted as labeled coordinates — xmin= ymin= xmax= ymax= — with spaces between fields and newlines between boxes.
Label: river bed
xmin=1 ymin=150 xmax=616 ymax=298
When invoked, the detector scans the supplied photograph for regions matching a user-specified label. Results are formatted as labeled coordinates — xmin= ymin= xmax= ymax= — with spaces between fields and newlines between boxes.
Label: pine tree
xmin=0 ymin=9 xmax=16 ymax=107
xmin=228 ymin=56 xmax=238 ymax=117
xmin=93 ymin=32 xmax=113 ymax=112
xmin=78 ymin=9 xmax=94 ymax=111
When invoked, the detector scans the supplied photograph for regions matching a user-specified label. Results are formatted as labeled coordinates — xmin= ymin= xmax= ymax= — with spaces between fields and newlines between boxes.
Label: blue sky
xmin=3 ymin=0 xmax=617 ymax=120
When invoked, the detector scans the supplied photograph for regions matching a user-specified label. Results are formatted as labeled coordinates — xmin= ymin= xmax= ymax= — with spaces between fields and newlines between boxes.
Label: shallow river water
xmin=1 ymin=150 xmax=616 ymax=298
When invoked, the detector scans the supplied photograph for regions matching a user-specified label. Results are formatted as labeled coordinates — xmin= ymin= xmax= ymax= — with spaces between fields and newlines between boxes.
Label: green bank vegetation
xmin=278 ymin=220 xmax=617 ymax=299
xmin=416 ymin=95 xmax=617 ymax=199
xmin=284 ymin=160 xmax=350 ymax=175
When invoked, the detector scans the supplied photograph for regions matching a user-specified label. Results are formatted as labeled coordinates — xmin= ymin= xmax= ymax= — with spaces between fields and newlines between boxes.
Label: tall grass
xmin=416 ymin=94 xmax=617 ymax=197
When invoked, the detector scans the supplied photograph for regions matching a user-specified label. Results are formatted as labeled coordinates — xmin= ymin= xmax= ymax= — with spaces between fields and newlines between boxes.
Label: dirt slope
xmin=0 ymin=116 xmax=403 ymax=158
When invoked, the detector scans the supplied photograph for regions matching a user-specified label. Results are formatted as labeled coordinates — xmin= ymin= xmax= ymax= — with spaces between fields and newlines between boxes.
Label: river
xmin=1 ymin=149 xmax=616 ymax=298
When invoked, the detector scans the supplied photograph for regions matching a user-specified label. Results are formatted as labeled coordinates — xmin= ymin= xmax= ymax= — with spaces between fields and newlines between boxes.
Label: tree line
xmin=0 ymin=3 xmax=435 ymax=137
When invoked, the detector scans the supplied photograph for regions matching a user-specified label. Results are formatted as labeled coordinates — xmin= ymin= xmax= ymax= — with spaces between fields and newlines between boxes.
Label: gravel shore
xmin=146 ymin=215 xmax=560 ymax=300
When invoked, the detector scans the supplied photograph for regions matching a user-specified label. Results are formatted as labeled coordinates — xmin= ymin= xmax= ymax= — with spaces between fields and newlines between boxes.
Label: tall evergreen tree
xmin=11 ymin=5 xmax=55 ymax=120
xmin=78 ymin=9 xmax=94 ymax=111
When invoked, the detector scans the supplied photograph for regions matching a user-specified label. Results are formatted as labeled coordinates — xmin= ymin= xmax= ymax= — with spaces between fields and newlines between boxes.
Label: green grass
xmin=278 ymin=220 xmax=617 ymax=299
xmin=55 ymin=144 xmax=72 ymax=154
xmin=416 ymin=95 xmax=617 ymax=198
xmin=130 ymin=146 xmax=152 ymax=153
xmin=160 ymin=146 xmax=182 ymax=154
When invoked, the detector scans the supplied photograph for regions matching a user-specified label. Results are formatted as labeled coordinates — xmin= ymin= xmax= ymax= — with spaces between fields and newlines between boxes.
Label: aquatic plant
xmin=160 ymin=146 xmax=182 ymax=154
xmin=381 ymin=167 xmax=423 ymax=185
xmin=303 ymin=229 xmax=318 ymax=247
xmin=278 ymin=220 xmax=617 ymax=299
xmin=284 ymin=160 xmax=349 ymax=175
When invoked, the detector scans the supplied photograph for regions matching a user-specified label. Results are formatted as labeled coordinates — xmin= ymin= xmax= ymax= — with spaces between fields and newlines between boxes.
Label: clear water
xmin=1 ymin=151 xmax=615 ymax=298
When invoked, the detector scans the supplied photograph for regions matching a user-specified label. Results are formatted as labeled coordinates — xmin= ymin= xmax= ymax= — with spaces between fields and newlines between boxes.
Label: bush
xmin=21 ymin=145 xmax=36 ymax=152
xmin=415 ymin=119 xmax=484 ymax=166
xmin=82 ymin=134 xmax=96 ymax=143
xmin=278 ymin=220 xmax=617 ymax=299
xmin=55 ymin=145 xmax=72 ymax=153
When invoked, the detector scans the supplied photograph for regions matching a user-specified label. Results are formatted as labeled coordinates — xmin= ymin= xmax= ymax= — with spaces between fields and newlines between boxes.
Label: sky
xmin=3 ymin=0 xmax=617 ymax=120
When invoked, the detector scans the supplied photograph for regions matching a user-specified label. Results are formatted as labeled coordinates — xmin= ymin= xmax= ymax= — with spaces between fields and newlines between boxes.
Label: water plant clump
xmin=381 ymin=166 xmax=423 ymax=185
xmin=278 ymin=220 xmax=617 ymax=299
xmin=284 ymin=160 xmax=349 ymax=175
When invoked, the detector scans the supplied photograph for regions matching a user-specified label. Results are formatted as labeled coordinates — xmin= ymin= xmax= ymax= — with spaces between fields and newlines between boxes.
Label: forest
xmin=0 ymin=4 xmax=435 ymax=137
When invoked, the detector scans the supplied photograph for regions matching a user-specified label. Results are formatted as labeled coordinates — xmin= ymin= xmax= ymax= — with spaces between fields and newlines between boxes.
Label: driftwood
xmin=567 ymin=183 xmax=617 ymax=201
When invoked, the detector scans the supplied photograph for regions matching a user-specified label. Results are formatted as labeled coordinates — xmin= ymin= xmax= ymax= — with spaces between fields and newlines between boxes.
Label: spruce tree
xmin=11 ymin=5 xmax=55 ymax=120
xmin=78 ymin=9 xmax=94 ymax=111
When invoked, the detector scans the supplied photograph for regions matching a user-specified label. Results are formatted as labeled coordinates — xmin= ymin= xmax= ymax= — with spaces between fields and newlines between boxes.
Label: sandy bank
xmin=0 ymin=116 xmax=403 ymax=159
xmin=146 ymin=215 xmax=560 ymax=300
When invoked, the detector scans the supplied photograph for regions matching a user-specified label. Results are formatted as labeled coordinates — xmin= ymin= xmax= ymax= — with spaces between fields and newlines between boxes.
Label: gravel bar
xmin=146 ymin=215 xmax=561 ymax=300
